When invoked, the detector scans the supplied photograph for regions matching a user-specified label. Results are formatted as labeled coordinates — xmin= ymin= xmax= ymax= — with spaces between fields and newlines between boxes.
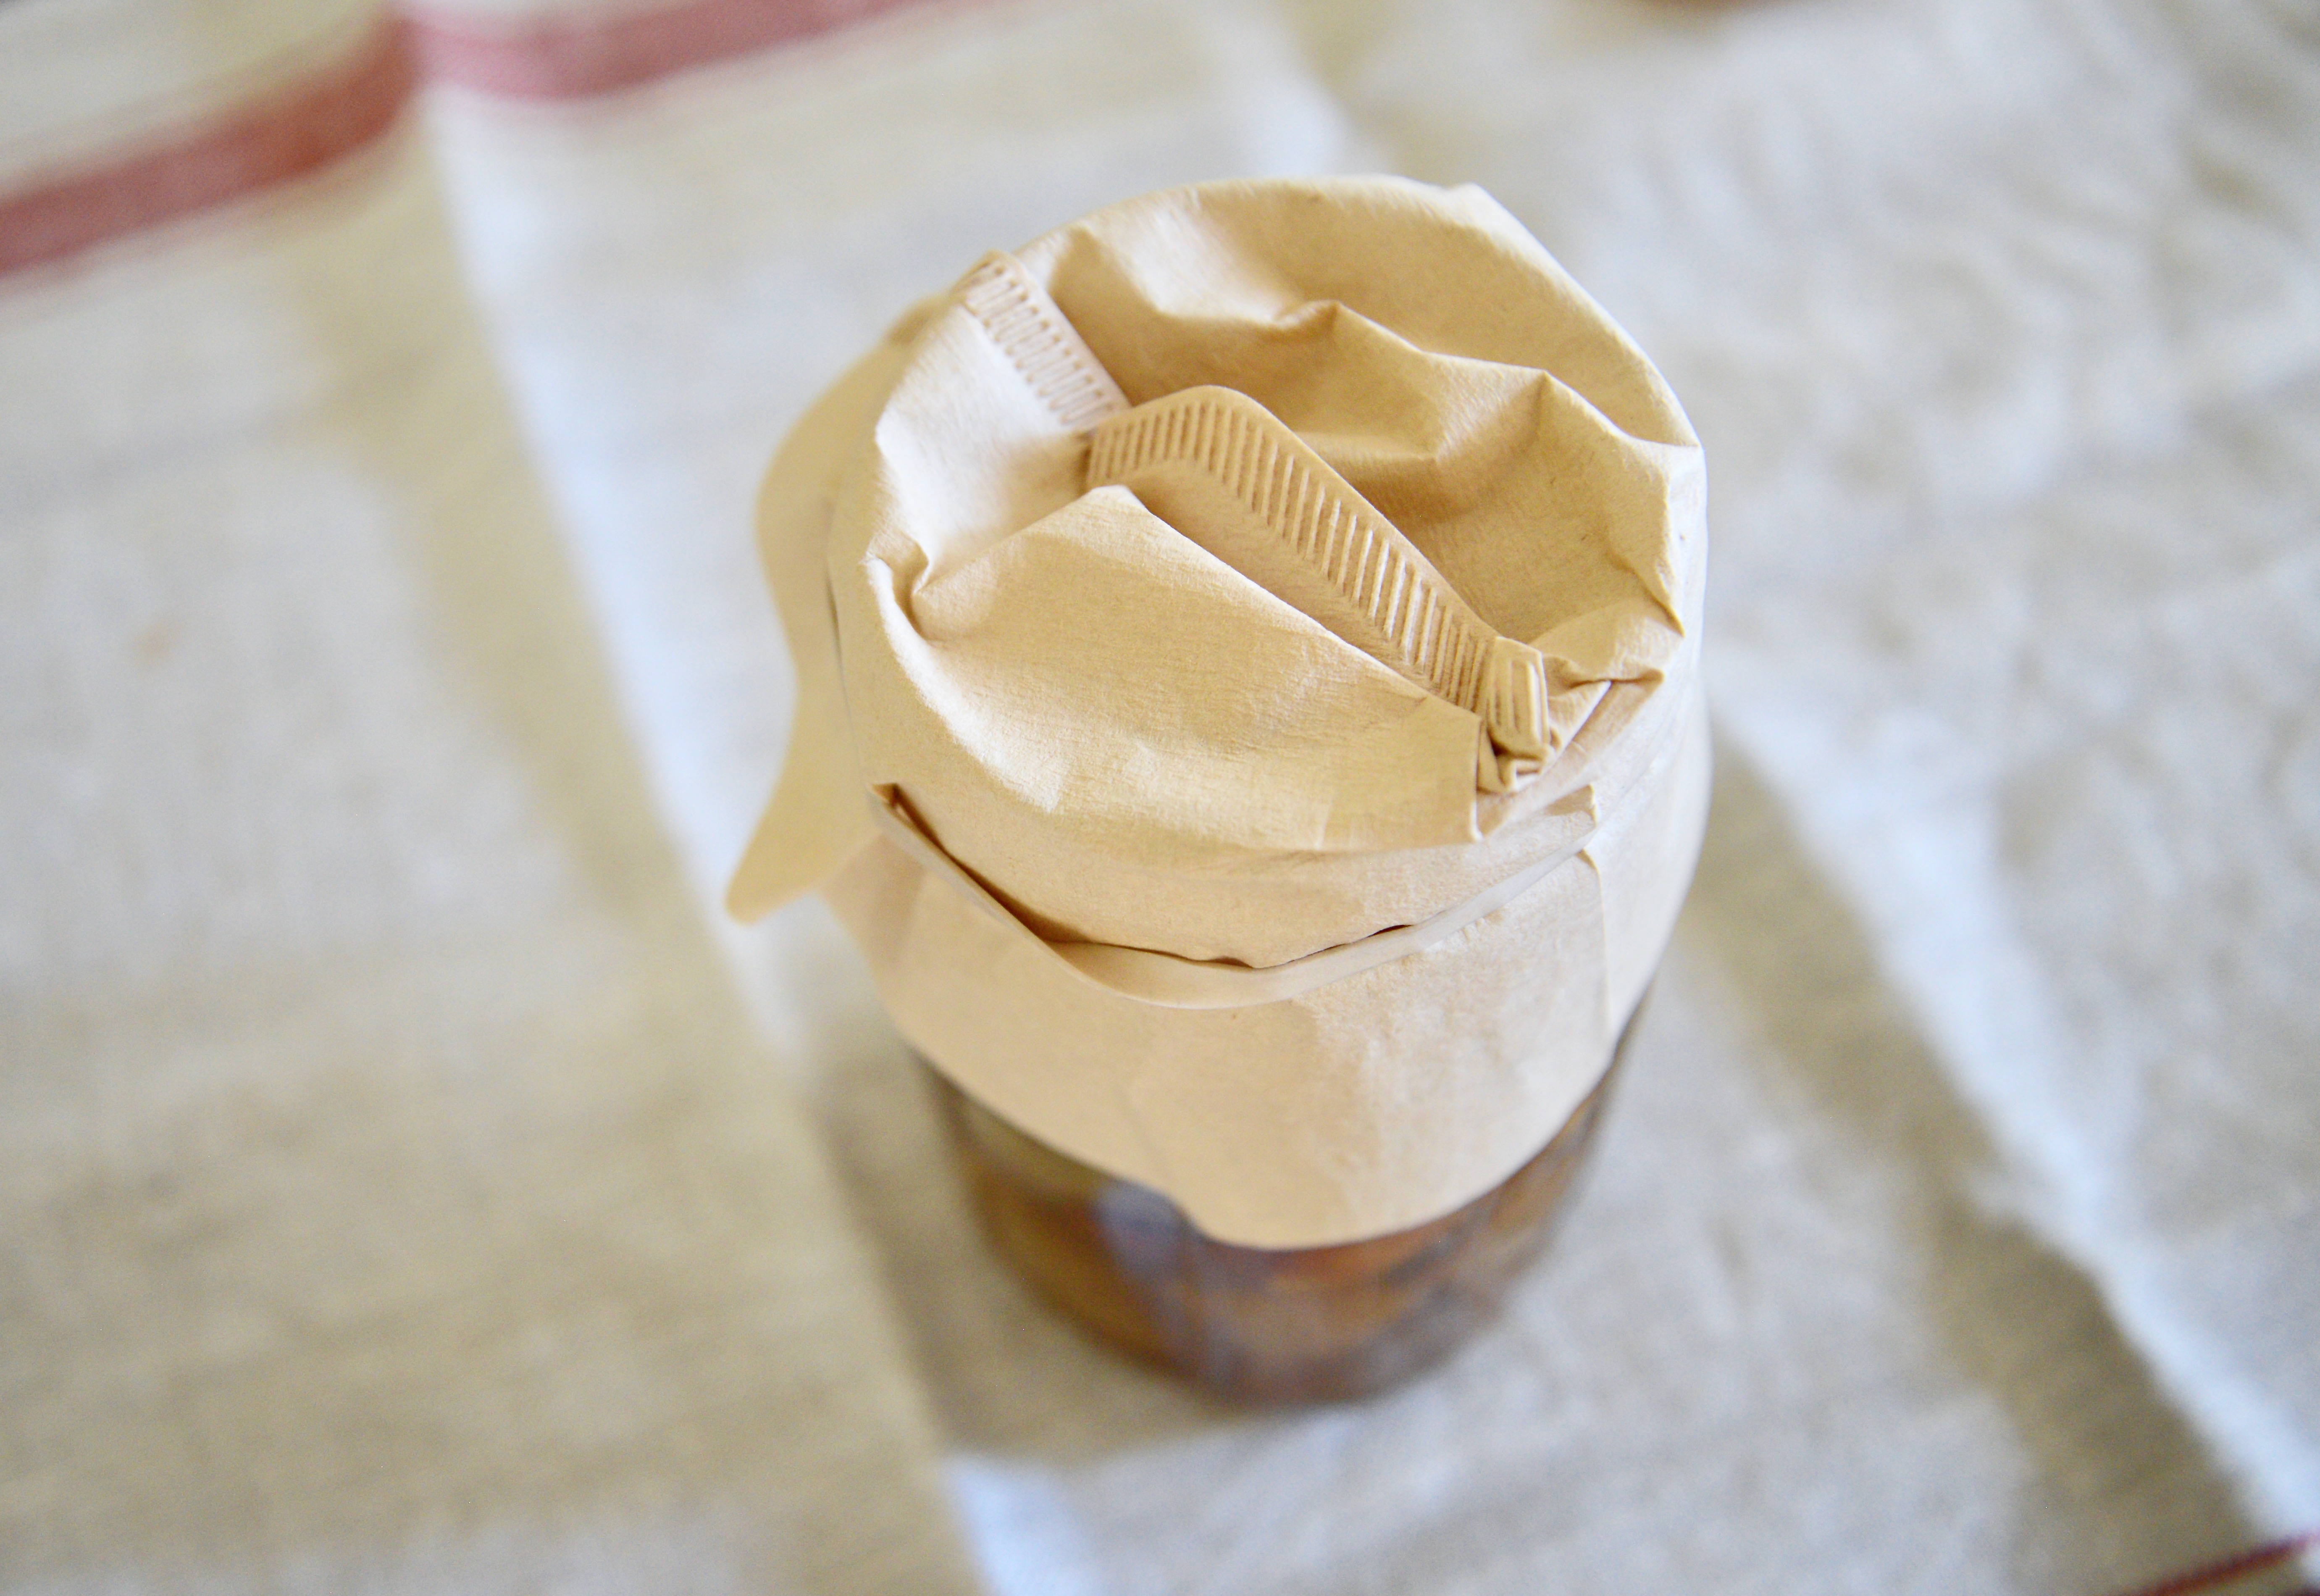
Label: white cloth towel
xmin=3 ymin=0 xmax=2314 ymax=1589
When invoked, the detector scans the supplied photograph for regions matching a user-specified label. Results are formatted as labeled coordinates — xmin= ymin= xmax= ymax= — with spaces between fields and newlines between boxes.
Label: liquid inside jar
xmin=929 ymin=999 xmax=1643 ymax=1404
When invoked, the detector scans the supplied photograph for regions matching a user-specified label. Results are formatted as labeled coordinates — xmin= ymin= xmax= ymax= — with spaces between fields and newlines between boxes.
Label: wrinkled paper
xmin=732 ymin=177 xmax=1710 ymax=1246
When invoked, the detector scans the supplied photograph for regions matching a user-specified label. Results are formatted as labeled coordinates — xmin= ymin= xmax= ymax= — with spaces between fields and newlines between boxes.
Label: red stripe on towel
xmin=0 ymin=0 xmax=954 ymax=276
xmin=0 ymin=15 xmax=419 ymax=278
xmin=402 ymin=0 xmax=941 ymax=99
xmin=2110 ymin=1533 xmax=2320 ymax=1596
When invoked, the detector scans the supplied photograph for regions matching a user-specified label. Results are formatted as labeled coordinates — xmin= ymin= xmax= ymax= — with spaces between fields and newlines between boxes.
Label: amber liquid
xmin=929 ymin=1002 xmax=1639 ymax=1404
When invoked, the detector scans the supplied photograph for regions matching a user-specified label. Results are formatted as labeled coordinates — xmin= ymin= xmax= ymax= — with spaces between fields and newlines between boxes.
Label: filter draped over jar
xmin=730 ymin=176 xmax=1710 ymax=1250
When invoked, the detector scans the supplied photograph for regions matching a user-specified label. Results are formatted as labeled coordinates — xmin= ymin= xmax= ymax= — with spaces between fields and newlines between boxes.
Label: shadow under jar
xmin=927 ymin=997 xmax=1645 ymax=1405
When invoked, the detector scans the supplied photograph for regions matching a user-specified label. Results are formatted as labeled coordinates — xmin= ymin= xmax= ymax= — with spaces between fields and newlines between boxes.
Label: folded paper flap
xmin=862 ymin=637 xmax=1695 ymax=974
xmin=956 ymin=250 xmax=1127 ymax=430
xmin=725 ymin=327 xmax=927 ymax=922
xmin=867 ymin=777 xmax=1601 ymax=1010
xmin=1088 ymin=387 xmax=1556 ymax=774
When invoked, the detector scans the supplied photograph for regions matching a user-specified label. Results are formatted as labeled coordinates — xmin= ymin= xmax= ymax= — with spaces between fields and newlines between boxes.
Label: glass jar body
xmin=927 ymin=999 xmax=1642 ymax=1404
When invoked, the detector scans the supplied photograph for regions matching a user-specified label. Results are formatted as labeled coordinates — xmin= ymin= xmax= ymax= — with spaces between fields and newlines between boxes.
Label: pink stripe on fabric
xmin=0 ymin=16 xmax=419 ymax=278
xmin=402 ymin=0 xmax=941 ymax=99
xmin=2110 ymin=1533 xmax=2320 ymax=1596
xmin=0 ymin=0 xmax=944 ymax=277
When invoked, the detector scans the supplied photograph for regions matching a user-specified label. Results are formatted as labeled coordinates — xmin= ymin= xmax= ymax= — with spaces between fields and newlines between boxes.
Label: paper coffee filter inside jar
xmin=731 ymin=176 xmax=1711 ymax=1247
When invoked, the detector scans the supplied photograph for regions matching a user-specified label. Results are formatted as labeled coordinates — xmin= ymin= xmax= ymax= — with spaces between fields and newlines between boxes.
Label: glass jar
xmin=928 ymin=997 xmax=1645 ymax=1404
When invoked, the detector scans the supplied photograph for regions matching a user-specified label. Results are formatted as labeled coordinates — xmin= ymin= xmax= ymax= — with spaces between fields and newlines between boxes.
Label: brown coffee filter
xmin=731 ymin=176 xmax=1709 ymax=1248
